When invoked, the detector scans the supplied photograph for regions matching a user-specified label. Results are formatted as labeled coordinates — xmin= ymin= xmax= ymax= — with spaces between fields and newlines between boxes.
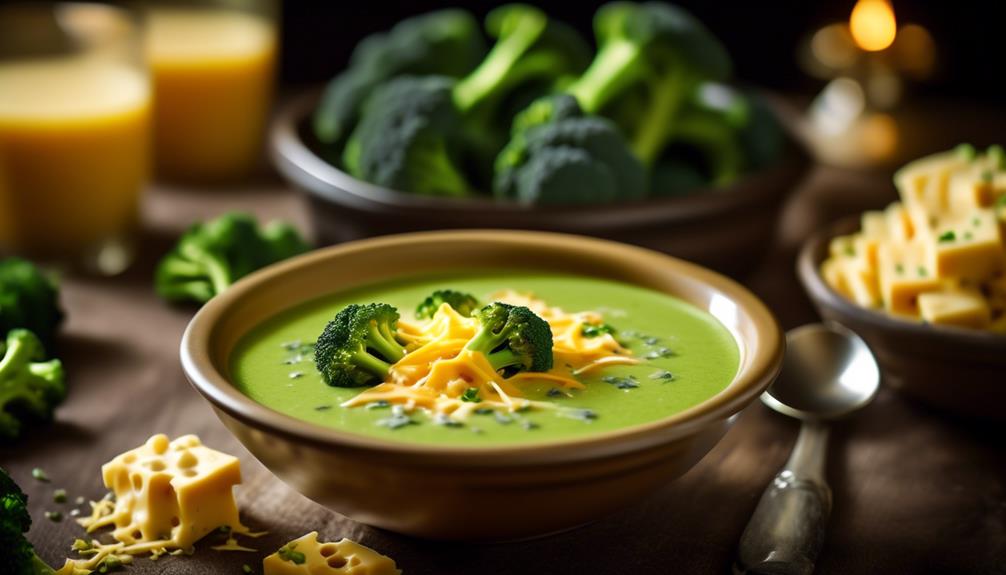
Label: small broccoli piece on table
xmin=155 ymin=212 xmax=310 ymax=304
xmin=0 ymin=330 xmax=65 ymax=442
xmin=494 ymin=95 xmax=646 ymax=204
xmin=0 ymin=258 xmax=63 ymax=349
xmin=415 ymin=290 xmax=480 ymax=320
xmin=342 ymin=76 xmax=471 ymax=197
xmin=315 ymin=304 xmax=407 ymax=388
xmin=312 ymin=9 xmax=486 ymax=147
xmin=2 ymin=466 xmax=59 ymax=574
xmin=464 ymin=303 xmax=553 ymax=374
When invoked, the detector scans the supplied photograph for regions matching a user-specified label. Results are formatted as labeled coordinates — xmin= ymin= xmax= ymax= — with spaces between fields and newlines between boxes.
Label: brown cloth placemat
xmin=2 ymin=171 xmax=1004 ymax=575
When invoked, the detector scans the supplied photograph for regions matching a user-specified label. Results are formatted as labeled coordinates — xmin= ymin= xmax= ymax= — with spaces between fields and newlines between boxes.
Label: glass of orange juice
xmin=0 ymin=3 xmax=150 ymax=274
xmin=146 ymin=0 xmax=278 ymax=183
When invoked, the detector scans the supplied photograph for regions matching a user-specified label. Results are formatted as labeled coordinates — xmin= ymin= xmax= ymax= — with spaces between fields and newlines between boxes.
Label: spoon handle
xmin=734 ymin=422 xmax=833 ymax=575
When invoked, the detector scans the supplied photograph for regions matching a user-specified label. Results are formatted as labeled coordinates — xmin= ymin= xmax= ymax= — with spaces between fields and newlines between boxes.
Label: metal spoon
xmin=734 ymin=323 xmax=880 ymax=575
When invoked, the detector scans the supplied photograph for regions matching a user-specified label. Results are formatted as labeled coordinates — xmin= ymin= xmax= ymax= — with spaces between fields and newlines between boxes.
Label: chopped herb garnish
xmin=377 ymin=407 xmax=415 ymax=430
xmin=278 ymin=543 xmax=306 ymax=564
xmin=937 ymin=230 xmax=956 ymax=243
xmin=280 ymin=340 xmax=302 ymax=351
xmin=964 ymin=231 xmax=974 ymax=241
xmin=650 ymin=370 xmax=675 ymax=381
xmin=494 ymin=412 xmax=514 ymax=425
xmin=644 ymin=347 xmax=675 ymax=360
xmin=460 ymin=388 xmax=480 ymax=402
xmin=32 ymin=467 xmax=50 ymax=482
xmin=581 ymin=323 xmax=616 ymax=337
xmin=642 ymin=336 xmax=661 ymax=346
xmin=989 ymin=144 xmax=1006 ymax=169
xmin=243 ymin=565 xmax=254 ymax=574
xmin=570 ymin=409 xmax=598 ymax=421
xmin=895 ymin=263 xmax=905 ymax=275
xmin=72 ymin=538 xmax=93 ymax=552
xmin=972 ymin=217 xmax=981 ymax=227
xmin=955 ymin=143 xmax=977 ymax=161
xmin=474 ymin=408 xmax=493 ymax=415
xmin=433 ymin=414 xmax=463 ymax=428
xmin=981 ymin=170 xmax=994 ymax=183
xmin=45 ymin=510 xmax=62 ymax=522
xmin=546 ymin=388 xmax=565 ymax=398
xmin=997 ymin=194 xmax=1006 ymax=208
xmin=314 ymin=405 xmax=333 ymax=411
xmin=365 ymin=400 xmax=390 ymax=410
xmin=288 ymin=371 xmax=304 ymax=379
xmin=602 ymin=375 xmax=639 ymax=390
xmin=521 ymin=420 xmax=539 ymax=431
xmin=844 ymin=245 xmax=856 ymax=256
xmin=918 ymin=266 xmax=929 ymax=277
xmin=515 ymin=402 xmax=531 ymax=413
xmin=53 ymin=489 xmax=67 ymax=503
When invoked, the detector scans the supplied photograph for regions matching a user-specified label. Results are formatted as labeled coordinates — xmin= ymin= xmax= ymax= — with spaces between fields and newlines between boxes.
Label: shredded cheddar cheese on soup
xmin=342 ymin=292 xmax=635 ymax=422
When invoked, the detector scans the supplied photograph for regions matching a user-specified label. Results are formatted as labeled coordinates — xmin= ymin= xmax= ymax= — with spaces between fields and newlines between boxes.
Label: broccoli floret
xmin=565 ymin=2 xmax=731 ymax=166
xmin=343 ymin=5 xmax=591 ymax=196
xmin=1 ymin=467 xmax=57 ymax=574
xmin=314 ymin=304 xmax=407 ymax=387
xmin=0 ymin=259 xmax=63 ymax=349
xmin=415 ymin=290 xmax=480 ymax=320
xmin=494 ymin=96 xmax=646 ymax=204
xmin=464 ymin=303 xmax=553 ymax=374
xmin=155 ymin=212 xmax=310 ymax=304
xmin=312 ymin=10 xmax=486 ymax=147
xmin=342 ymin=76 xmax=470 ymax=197
xmin=0 ymin=330 xmax=65 ymax=442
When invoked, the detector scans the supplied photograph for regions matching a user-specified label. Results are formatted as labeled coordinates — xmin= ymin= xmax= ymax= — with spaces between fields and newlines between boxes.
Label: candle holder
xmin=798 ymin=0 xmax=935 ymax=168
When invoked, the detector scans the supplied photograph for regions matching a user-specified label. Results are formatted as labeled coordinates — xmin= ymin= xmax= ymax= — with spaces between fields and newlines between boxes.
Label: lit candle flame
xmin=850 ymin=0 xmax=897 ymax=51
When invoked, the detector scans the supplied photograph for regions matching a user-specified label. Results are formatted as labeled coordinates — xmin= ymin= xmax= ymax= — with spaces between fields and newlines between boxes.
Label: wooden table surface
xmin=3 ymin=163 xmax=1005 ymax=574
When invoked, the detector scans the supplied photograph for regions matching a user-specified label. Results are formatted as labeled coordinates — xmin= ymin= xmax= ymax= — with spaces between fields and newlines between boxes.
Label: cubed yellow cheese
xmin=918 ymin=289 xmax=991 ymax=329
xmin=885 ymin=203 xmax=915 ymax=242
xmin=931 ymin=209 xmax=1005 ymax=282
xmin=828 ymin=235 xmax=856 ymax=259
xmin=263 ymin=532 xmax=401 ymax=575
xmin=100 ymin=434 xmax=246 ymax=549
xmin=821 ymin=257 xmax=851 ymax=298
xmin=895 ymin=149 xmax=968 ymax=208
xmin=861 ymin=211 xmax=888 ymax=239
xmin=878 ymin=241 xmax=942 ymax=316
xmin=948 ymin=169 xmax=999 ymax=212
xmin=839 ymin=257 xmax=881 ymax=308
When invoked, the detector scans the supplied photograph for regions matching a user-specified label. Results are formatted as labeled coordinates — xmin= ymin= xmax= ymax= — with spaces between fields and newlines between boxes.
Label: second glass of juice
xmin=147 ymin=0 xmax=278 ymax=183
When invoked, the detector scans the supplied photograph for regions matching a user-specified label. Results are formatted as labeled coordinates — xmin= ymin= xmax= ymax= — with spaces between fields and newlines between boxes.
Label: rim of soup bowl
xmin=181 ymin=230 xmax=785 ymax=467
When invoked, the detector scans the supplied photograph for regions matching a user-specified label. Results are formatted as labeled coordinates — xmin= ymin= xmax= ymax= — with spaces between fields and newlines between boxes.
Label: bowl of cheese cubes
xmin=798 ymin=145 xmax=1006 ymax=419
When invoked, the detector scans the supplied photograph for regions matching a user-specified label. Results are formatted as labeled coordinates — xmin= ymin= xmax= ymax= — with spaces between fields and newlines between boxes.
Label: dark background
xmin=279 ymin=0 xmax=1004 ymax=103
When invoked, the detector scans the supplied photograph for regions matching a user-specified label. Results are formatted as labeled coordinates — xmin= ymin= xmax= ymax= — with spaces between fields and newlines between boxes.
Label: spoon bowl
xmin=763 ymin=324 xmax=880 ymax=422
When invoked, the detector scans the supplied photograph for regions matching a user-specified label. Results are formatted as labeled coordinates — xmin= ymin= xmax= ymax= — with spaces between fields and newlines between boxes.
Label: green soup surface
xmin=230 ymin=272 xmax=739 ymax=446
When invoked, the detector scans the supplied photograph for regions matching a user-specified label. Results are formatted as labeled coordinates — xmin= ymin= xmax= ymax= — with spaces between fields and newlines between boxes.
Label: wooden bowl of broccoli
xmin=269 ymin=5 xmax=810 ymax=276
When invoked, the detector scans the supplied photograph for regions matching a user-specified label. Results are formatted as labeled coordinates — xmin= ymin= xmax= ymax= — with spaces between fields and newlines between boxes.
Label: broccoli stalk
xmin=463 ymin=303 xmax=553 ymax=374
xmin=0 ymin=330 xmax=66 ymax=441
xmin=314 ymin=304 xmax=407 ymax=387
xmin=1 ymin=467 xmax=57 ymax=574
xmin=155 ymin=212 xmax=310 ymax=304
xmin=415 ymin=290 xmax=480 ymax=320
xmin=0 ymin=258 xmax=63 ymax=350
xmin=564 ymin=2 xmax=732 ymax=166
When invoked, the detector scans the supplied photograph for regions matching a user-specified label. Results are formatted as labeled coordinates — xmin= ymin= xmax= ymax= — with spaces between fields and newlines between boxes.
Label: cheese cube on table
xmin=878 ymin=242 xmax=942 ymax=317
xmin=100 ymin=434 xmax=245 ymax=549
xmin=918 ymin=289 xmax=991 ymax=329
xmin=264 ymin=532 xmax=401 ymax=575
xmin=930 ymin=209 xmax=1005 ymax=282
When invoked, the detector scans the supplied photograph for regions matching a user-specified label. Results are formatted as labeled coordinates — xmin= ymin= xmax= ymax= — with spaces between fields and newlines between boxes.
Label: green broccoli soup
xmin=230 ymin=272 xmax=739 ymax=446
